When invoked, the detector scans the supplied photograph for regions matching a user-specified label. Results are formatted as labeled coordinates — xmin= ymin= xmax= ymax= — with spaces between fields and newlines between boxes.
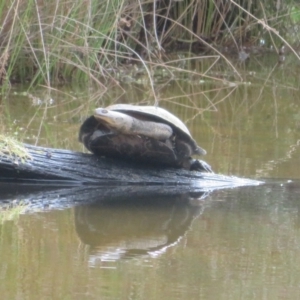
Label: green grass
xmin=0 ymin=134 xmax=32 ymax=163
xmin=0 ymin=0 xmax=299 ymax=93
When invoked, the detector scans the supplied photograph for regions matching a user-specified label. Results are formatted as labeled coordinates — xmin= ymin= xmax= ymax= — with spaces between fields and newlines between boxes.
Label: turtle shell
xmin=79 ymin=115 xmax=180 ymax=167
xmin=106 ymin=104 xmax=206 ymax=156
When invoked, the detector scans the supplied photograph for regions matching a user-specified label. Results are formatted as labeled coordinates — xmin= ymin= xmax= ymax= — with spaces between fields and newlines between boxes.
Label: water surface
xmin=0 ymin=55 xmax=300 ymax=299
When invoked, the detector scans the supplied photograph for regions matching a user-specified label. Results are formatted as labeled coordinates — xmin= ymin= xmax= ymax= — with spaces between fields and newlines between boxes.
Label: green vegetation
xmin=0 ymin=134 xmax=32 ymax=162
xmin=0 ymin=202 xmax=27 ymax=224
xmin=0 ymin=0 xmax=299 ymax=92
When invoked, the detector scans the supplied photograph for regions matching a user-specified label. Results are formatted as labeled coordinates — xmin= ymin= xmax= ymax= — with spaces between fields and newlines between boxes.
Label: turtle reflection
xmin=75 ymin=192 xmax=209 ymax=262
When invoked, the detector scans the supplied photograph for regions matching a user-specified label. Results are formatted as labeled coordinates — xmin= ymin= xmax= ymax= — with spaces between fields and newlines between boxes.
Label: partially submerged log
xmin=0 ymin=143 xmax=265 ymax=212
xmin=0 ymin=144 xmax=262 ymax=188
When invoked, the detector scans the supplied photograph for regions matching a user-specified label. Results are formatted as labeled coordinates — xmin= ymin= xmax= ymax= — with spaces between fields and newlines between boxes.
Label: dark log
xmin=0 ymin=143 xmax=264 ymax=212
xmin=0 ymin=143 xmax=262 ymax=188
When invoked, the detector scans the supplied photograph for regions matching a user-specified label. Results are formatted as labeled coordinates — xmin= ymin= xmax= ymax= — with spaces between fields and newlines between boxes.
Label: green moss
xmin=0 ymin=135 xmax=32 ymax=163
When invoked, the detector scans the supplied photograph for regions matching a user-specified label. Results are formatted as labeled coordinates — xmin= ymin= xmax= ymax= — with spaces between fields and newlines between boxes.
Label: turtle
xmin=79 ymin=104 xmax=213 ymax=172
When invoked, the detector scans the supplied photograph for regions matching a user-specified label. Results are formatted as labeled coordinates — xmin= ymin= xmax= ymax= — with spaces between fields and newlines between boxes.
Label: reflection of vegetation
xmin=0 ymin=202 xmax=27 ymax=224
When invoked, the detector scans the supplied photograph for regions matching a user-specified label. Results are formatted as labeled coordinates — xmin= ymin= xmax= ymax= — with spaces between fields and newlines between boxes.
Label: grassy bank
xmin=0 ymin=0 xmax=299 ymax=92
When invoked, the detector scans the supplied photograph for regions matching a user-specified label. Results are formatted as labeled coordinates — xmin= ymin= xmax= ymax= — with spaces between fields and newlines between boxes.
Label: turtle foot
xmin=190 ymin=159 xmax=214 ymax=173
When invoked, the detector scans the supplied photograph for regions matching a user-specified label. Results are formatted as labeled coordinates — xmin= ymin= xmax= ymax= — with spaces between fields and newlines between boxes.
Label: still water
xmin=0 ymin=55 xmax=300 ymax=299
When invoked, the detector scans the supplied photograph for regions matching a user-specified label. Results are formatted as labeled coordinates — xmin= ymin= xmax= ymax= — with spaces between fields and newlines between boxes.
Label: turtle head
xmin=195 ymin=146 xmax=206 ymax=155
xmin=94 ymin=108 xmax=133 ymax=133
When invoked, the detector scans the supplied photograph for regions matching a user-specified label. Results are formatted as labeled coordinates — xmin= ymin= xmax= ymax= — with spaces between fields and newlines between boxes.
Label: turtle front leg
xmin=189 ymin=159 xmax=214 ymax=173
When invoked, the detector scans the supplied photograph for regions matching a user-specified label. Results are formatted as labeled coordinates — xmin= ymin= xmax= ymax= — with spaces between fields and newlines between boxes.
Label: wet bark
xmin=0 ymin=143 xmax=260 ymax=187
xmin=0 ymin=143 xmax=264 ymax=211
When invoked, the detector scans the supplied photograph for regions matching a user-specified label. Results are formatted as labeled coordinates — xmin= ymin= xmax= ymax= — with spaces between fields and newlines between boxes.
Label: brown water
xmin=1 ymin=55 xmax=300 ymax=299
